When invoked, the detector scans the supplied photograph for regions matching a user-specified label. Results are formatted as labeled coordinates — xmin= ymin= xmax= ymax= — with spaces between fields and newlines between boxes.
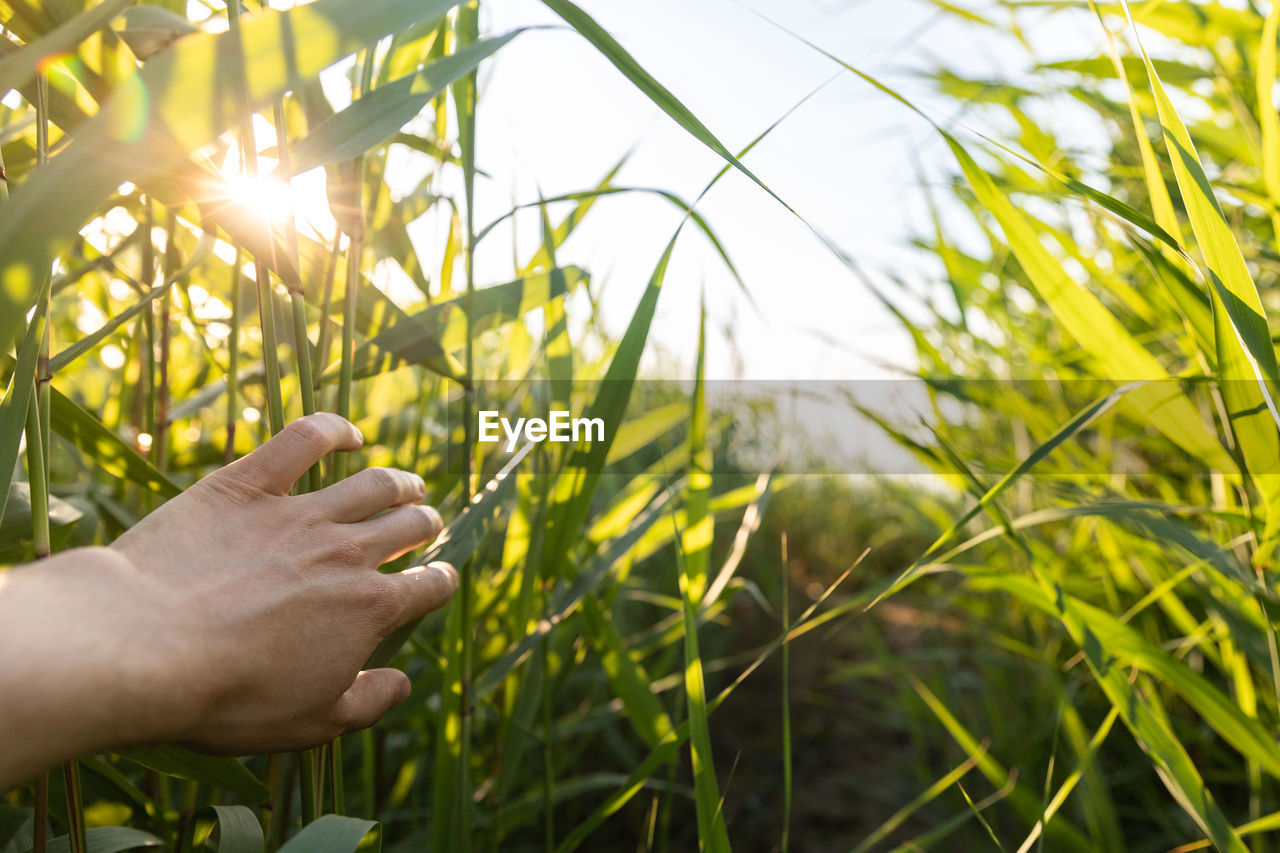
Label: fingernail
xmin=395 ymin=679 xmax=412 ymax=705
xmin=421 ymin=505 xmax=443 ymax=535
xmin=430 ymin=561 xmax=459 ymax=592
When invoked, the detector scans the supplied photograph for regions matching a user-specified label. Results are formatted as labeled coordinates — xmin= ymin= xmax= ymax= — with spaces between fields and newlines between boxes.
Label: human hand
xmin=107 ymin=412 xmax=456 ymax=753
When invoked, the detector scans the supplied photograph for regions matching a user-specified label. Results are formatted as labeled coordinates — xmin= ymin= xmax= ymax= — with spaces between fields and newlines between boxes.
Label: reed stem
xmin=329 ymin=738 xmax=345 ymax=814
xmin=271 ymin=101 xmax=321 ymax=492
xmin=780 ymin=533 xmax=792 ymax=853
xmin=24 ymin=301 xmax=51 ymax=853
xmin=313 ymin=233 xmax=341 ymax=402
xmin=34 ymin=75 xmax=50 ymax=475
xmin=61 ymin=762 xmax=86 ymax=853
xmin=155 ymin=213 xmax=176 ymax=471
xmin=226 ymin=0 xmax=284 ymax=435
xmin=336 ymin=226 xmax=359 ymax=485
xmin=299 ymin=748 xmax=318 ymax=824
xmin=24 ymin=365 xmax=49 ymax=562
xmin=225 ymin=250 xmax=242 ymax=464
xmin=335 ymin=45 xmax=371 ymax=480
xmin=360 ymin=729 xmax=376 ymax=820
xmin=540 ymin=615 xmax=555 ymax=850
xmin=32 ymin=773 xmax=47 ymax=853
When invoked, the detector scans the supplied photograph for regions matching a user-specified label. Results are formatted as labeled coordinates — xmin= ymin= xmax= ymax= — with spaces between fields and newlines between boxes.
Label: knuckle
xmin=366 ymin=467 xmax=400 ymax=495
xmin=293 ymin=507 xmax=328 ymax=538
xmin=196 ymin=468 xmax=261 ymax=506
xmin=420 ymin=505 xmax=443 ymax=539
xmin=328 ymin=534 xmax=369 ymax=567
xmin=285 ymin=414 xmax=328 ymax=448
xmin=357 ymin=576 xmax=404 ymax=623
xmin=408 ymin=504 xmax=443 ymax=541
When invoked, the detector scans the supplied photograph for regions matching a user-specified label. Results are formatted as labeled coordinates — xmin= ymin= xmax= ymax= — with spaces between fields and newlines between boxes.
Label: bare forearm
xmin=0 ymin=547 xmax=189 ymax=788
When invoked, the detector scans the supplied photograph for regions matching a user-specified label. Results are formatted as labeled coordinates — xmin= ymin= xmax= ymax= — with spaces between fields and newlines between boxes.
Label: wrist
xmin=97 ymin=544 xmax=210 ymax=746
xmin=2 ymin=547 xmax=202 ymax=755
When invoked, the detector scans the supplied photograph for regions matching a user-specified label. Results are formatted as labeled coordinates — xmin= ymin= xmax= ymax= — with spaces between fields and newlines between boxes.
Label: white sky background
xmin=436 ymin=0 xmax=1111 ymax=383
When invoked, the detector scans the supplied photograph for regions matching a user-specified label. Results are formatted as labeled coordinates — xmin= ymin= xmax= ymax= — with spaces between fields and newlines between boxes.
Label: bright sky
xmin=450 ymin=0 xmax=1108 ymax=382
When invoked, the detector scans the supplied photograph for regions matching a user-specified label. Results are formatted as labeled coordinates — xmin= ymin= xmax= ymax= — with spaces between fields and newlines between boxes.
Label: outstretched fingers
xmin=386 ymin=561 xmax=458 ymax=625
xmin=307 ymin=467 xmax=427 ymax=523
xmin=224 ymin=413 xmax=363 ymax=495
xmin=329 ymin=562 xmax=457 ymax=732
xmin=347 ymin=503 xmax=444 ymax=567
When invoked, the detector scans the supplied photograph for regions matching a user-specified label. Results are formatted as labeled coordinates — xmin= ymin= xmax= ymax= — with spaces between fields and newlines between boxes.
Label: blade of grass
xmin=779 ymin=533 xmax=791 ymax=853
xmin=850 ymin=754 xmax=981 ymax=853
xmin=670 ymin=304 xmax=731 ymax=852
xmin=540 ymin=0 xmax=789 ymax=214
xmin=0 ymin=279 xmax=48 ymax=523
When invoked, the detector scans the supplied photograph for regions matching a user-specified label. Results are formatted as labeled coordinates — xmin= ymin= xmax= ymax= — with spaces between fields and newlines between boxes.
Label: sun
xmin=224 ymin=174 xmax=294 ymax=225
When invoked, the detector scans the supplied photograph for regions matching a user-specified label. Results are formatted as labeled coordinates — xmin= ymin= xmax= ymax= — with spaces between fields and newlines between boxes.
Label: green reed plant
xmin=758 ymin=2 xmax=1280 ymax=849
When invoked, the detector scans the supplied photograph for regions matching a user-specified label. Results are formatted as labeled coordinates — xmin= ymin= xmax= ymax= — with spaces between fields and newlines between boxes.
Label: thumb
xmin=334 ymin=669 xmax=412 ymax=734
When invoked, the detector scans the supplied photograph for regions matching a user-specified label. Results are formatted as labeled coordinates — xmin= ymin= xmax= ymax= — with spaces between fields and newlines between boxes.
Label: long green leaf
xmin=26 ymin=826 xmax=163 ymax=853
xmin=536 ymin=232 xmax=679 ymax=581
xmin=0 ymin=0 xmax=132 ymax=98
xmin=117 ymin=747 xmax=268 ymax=803
xmin=179 ymin=805 xmax=263 ymax=853
xmin=945 ymin=136 xmax=1232 ymax=471
xmin=365 ymin=442 xmax=532 ymax=668
xmin=676 ymin=305 xmax=731 ymax=852
xmin=1124 ymin=6 xmax=1280 ymax=560
xmin=980 ymin=574 xmax=1280 ymax=780
xmin=282 ymin=31 xmax=521 ymax=177
xmin=49 ymin=389 xmax=181 ymax=498
xmin=276 ymin=815 xmax=379 ymax=853
xmin=0 ymin=286 xmax=46 ymax=522
xmin=540 ymin=0 xmax=787 ymax=212
xmin=979 ymin=573 xmax=1248 ymax=852
xmin=336 ymin=266 xmax=587 ymax=382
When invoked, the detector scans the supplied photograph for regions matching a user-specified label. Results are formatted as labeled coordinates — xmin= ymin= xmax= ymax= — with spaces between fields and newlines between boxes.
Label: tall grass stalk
xmin=155 ymin=214 xmax=175 ymax=471
xmin=22 ymin=345 xmax=49 ymax=560
xmin=299 ymin=736 xmax=320 ymax=826
xmin=29 ymin=69 xmax=64 ymax=853
xmin=271 ymin=100 xmax=320 ymax=492
xmin=540 ymin=623 xmax=555 ymax=850
xmin=328 ymin=737 xmax=345 ymax=815
xmin=313 ymin=233 xmax=341 ymax=405
xmin=135 ymin=198 xmax=154 ymax=475
xmin=32 ymin=774 xmax=47 ymax=853
xmin=673 ymin=304 xmax=731 ymax=852
xmin=225 ymin=249 xmax=241 ymax=464
xmin=33 ymin=75 xmax=49 ymax=483
xmin=335 ymin=39 xmax=372 ymax=489
xmin=779 ymin=533 xmax=791 ymax=853
xmin=335 ymin=220 xmax=360 ymax=483
xmin=457 ymin=7 xmax=480 ymax=848
xmin=224 ymin=0 xmax=282 ymax=436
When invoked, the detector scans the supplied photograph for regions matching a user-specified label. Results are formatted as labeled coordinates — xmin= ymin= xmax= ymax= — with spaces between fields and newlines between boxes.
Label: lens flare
xmin=224 ymin=174 xmax=293 ymax=225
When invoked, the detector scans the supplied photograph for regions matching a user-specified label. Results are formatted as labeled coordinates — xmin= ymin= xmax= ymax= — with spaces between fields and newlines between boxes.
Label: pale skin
xmin=0 ymin=412 xmax=457 ymax=788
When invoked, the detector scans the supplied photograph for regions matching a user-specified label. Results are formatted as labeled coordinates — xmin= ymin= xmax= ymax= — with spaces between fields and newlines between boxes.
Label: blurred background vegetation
xmin=7 ymin=0 xmax=1280 ymax=851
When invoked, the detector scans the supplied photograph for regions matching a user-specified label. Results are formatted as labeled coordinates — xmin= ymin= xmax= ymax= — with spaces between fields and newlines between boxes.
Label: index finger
xmin=228 ymin=413 xmax=363 ymax=494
